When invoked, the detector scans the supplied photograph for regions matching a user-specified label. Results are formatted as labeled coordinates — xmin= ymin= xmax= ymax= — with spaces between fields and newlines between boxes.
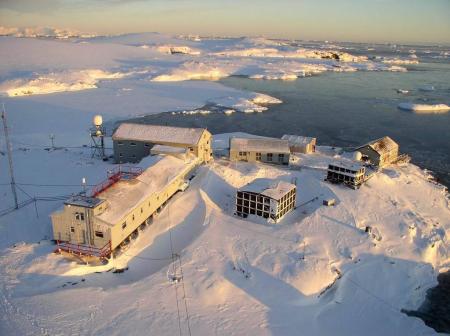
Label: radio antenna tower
xmin=90 ymin=115 xmax=107 ymax=160
xmin=1 ymin=103 xmax=19 ymax=209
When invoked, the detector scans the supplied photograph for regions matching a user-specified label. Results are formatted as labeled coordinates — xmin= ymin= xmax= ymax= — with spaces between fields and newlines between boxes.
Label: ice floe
xmin=398 ymin=102 xmax=450 ymax=113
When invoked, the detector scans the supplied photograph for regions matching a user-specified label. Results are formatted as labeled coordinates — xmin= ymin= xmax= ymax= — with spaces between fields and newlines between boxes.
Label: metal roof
xmin=281 ymin=134 xmax=316 ymax=146
xmin=357 ymin=136 xmax=398 ymax=155
xmin=239 ymin=178 xmax=296 ymax=201
xmin=230 ymin=137 xmax=290 ymax=154
xmin=112 ymin=123 xmax=206 ymax=146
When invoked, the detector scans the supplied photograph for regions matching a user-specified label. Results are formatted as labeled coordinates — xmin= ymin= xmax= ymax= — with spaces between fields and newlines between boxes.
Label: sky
xmin=0 ymin=0 xmax=449 ymax=44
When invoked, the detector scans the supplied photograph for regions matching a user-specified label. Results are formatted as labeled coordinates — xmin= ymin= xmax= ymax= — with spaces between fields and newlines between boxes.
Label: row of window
xmin=120 ymin=194 xmax=163 ymax=230
xmin=236 ymin=207 xmax=271 ymax=219
xmin=277 ymin=196 xmax=295 ymax=213
xmin=236 ymin=192 xmax=271 ymax=204
xmin=327 ymin=172 xmax=362 ymax=184
xmin=236 ymin=199 xmax=271 ymax=212
xmin=69 ymin=226 xmax=104 ymax=239
xmin=237 ymin=152 xmax=286 ymax=162
xmin=328 ymin=165 xmax=363 ymax=175
xmin=117 ymin=141 xmax=151 ymax=147
xmin=118 ymin=153 xmax=137 ymax=159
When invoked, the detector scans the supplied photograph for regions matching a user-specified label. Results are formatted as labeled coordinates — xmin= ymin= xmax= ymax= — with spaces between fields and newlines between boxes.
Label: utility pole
xmin=1 ymin=103 xmax=19 ymax=209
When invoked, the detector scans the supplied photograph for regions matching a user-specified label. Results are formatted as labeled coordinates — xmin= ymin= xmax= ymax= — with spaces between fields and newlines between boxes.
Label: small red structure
xmin=90 ymin=165 xmax=143 ymax=197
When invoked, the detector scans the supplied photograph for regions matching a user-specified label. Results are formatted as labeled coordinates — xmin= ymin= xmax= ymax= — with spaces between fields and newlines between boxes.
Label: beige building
xmin=51 ymin=155 xmax=199 ymax=258
xmin=236 ymin=179 xmax=296 ymax=223
xmin=282 ymin=134 xmax=317 ymax=154
xmin=113 ymin=123 xmax=213 ymax=164
xmin=229 ymin=137 xmax=290 ymax=165
xmin=356 ymin=136 xmax=399 ymax=169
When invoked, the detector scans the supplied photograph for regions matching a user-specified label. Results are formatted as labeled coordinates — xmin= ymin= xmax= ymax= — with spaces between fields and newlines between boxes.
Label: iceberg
xmin=398 ymin=102 xmax=450 ymax=113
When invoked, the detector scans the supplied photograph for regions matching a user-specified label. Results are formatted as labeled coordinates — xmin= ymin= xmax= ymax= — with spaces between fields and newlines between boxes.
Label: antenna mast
xmin=90 ymin=115 xmax=106 ymax=160
xmin=1 ymin=103 xmax=19 ymax=209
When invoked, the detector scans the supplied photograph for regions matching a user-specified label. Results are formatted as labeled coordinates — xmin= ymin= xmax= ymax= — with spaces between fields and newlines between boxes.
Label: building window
xmin=118 ymin=141 xmax=123 ymax=146
xmin=140 ymin=208 xmax=143 ymax=214
xmin=256 ymin=153 xmax=261 ymax=160
xmin=132 ymin=215 xmax=135 ymax=221
xmin=278 ymin=154 xmax=284 ymax=161
xmin=119 ymin=153 xmax=123 ymax=157
xmin=267 ymin=153 xmax=273 ymax=161
xmin=122 ymin=222 xmax=127 ymax=229
xmin=130 ymin=142 xmax=137 ymax=146
xmin=95 ymin=231 xmax=104 ymax=238
xmin=75 ymin=212 xmax=85 ymax=221
xmin=70 ymin=227 xmax=75 ymax=233
xmin=145 ymin=143 xmax=150 ymax=147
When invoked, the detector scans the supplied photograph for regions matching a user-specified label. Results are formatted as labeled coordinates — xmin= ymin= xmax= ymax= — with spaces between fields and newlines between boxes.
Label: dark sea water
xmin=124 ymin=60 xmax=450 ymax=187
xmin=403 ymin=271 xmax=450 ymax=334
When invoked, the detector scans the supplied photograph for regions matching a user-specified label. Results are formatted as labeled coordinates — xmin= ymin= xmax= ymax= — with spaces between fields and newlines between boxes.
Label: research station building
xmin=229 ymin=137 xmax=290 ymax=165
xmin=51 ymin=155 xmax=199 ymax=258
xmin=326 ymin=160 xmax=366 ymax=189
xmin=236 ymin=179 xmax=296 ymax=223
xmin=281 ymin=134 xmax=317 ymax=154
xmin=355 ymin=136 xmax=399 ymax=169
xmin=113 ymin=123 xmax=213 ymax=164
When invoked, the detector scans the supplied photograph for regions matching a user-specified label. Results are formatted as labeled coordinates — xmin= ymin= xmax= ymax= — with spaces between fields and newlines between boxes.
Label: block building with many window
xmin=229 ymin=137 xmax=290 ymax=165
xmin=236 ymin=179 xmax=296 ymax=223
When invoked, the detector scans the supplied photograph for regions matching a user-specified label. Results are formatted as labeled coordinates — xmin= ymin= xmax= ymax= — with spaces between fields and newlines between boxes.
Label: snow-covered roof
xmin=282 ymin=134 xmax=316 ymax=146
xmin=96 ymin=155 xmax=197 ymax=225
xmin=357 ymin=136 xmax=398 ymax=155
xmin=329 ymin=159 xmax=364 ymax=172
xmin=230 ymin=137 xmax=290 ymax=154
xmin=150 ymin=144 xmax=187 ymax=154
xmin=64 ymin=195 xmax=105 ymax=208
xmin=239 ymin=179 xmax=296 ymax=201
xmin=112 ymin=123 xmax=206 ymax=146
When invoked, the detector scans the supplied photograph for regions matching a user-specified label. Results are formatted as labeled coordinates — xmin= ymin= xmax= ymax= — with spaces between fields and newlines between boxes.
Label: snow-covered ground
xmin=0 ymin=32 xmax=449 ymax=335
xmin=0 ymin=134 xmax=449 ymax=335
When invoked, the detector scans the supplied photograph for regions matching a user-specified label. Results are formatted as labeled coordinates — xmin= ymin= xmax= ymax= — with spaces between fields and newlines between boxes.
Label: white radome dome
xmin=93 ymin=115 xmax=103 ymax=126
xmin=353 ymin=151 xmax=362 ymax=161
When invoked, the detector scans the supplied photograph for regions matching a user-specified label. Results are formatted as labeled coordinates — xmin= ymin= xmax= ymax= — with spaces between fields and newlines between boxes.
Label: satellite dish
xmin=93 ymin=115 xmax=103 ymax=127
xmin=353 ymin=151 xmax=362 ymax=161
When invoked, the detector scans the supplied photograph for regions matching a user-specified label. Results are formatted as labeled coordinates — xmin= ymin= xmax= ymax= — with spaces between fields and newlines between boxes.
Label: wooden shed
xmin=355 ymin=136 xmax=399 ymax=169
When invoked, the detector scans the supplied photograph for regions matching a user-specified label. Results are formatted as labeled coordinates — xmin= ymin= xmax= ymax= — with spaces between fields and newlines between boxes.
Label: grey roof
xmin=239 ymin=178 xmax=296 ymax=201
xmin=230 ymin=137 xmax=290 ymax=154
xmin=357 ymin=136 xmax=398 ymax=155
xmin=113 ymin=123 xmax=206 ymax=146
xmin=64 ymin=195 xmax=105 ymax=208
xmin=282 ymin=134 xmax=316 ymax=146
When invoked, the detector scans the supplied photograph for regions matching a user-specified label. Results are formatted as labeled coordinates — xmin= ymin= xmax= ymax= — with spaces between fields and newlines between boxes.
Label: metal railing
xmin=91 ymin=165 xmax=143 ymax=197
xmin=55 ymin=240 xmax=112 ymax=258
